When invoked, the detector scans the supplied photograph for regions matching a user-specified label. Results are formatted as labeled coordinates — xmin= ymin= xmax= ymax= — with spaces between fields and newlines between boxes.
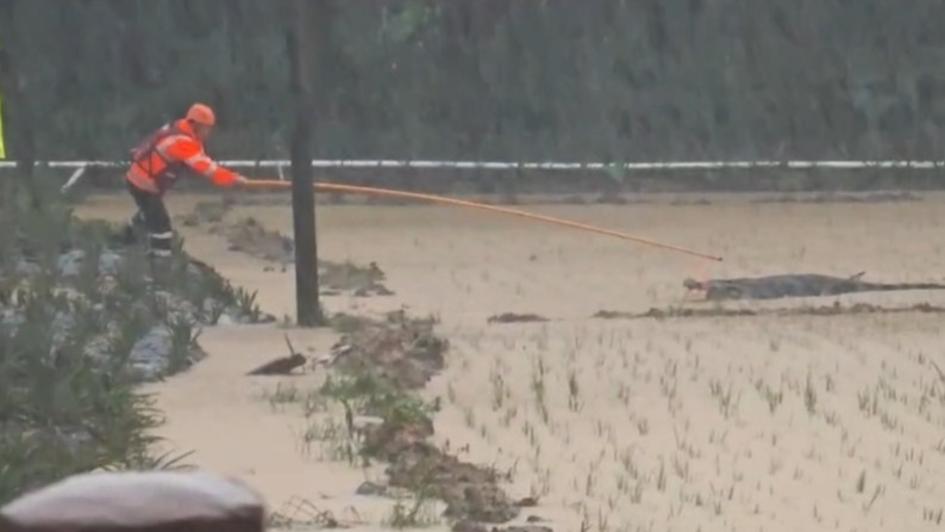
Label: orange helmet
xmin=186 ymin=103 xmax=216 ymax=126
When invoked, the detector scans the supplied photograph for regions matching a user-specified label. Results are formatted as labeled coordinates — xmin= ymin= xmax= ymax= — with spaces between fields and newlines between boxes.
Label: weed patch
xmin=0 ymin=174 xmax=267 ymax=504
xmin=313 ymin=311 xmax=520 ymax=527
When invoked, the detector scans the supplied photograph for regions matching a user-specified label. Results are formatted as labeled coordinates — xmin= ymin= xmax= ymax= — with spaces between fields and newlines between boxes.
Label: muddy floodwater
xmin=75 ymin=191 xmax=945 ymax=532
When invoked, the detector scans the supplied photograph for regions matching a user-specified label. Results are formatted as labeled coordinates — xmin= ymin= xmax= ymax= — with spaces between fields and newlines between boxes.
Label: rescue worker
xmin=125 ymin=102 xmax=248 ymax=257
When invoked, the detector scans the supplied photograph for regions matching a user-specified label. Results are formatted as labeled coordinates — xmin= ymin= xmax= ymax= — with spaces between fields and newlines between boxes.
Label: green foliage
xmin=8 ymin=0 xmax=945 ymax=166
xmin=233 ymin=287 xmax=262 ymax=322
xmin=315 ymin=372 xmax=435 ymax=465
xmin=103 ymin=448 xmax=196 ymax=473
xmin=0 ymin=286 xmax=168 ymax=502
xmin=0 ymin=174 xmax=229 ymax=504
xmin=165 ymin=314 xmax=203 ymax=375
xmin=384 ymin=488 xmax=440 ymax=529
xmin=384 ymin=0 xmax=436 ymax=44
xmin=320 ymin=372 xmax=434 ymax=430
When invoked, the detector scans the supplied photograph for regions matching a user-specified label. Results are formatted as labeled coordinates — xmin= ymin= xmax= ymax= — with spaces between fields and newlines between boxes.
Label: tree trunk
xmin=287 ymin=0 xmax=322 ymax=326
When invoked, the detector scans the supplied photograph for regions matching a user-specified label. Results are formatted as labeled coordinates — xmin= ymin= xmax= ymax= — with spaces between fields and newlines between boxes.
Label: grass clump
xmin=0 ymin=174 xmax=244 ymax=504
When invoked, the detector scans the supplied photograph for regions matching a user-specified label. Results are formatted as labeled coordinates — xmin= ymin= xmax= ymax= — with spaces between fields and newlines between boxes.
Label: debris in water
xmin=204 ymin=216 xmax=395 ymax=296
xmin=222 ymin=217 xmax=295 ymax=264
xmin=487 ymin=313 xmax=549 ymax=324
xmin=355 ymin=481 xmax=387 ymax=496
xmin=327 ymin=312 xmax=447 ymax=388
xmin=753 ymin=191 xmax=920 ymax=204
xmin=180 ymin=200 xmax=230 ymax=227
xmin=516 ymin=497 xmax=540 ymax=507
xmin=246 ymin=335 xmax=307 ymax=375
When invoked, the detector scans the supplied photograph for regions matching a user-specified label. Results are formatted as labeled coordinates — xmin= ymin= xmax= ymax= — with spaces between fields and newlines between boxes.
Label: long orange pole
xmin=243 ymin=179 xmax=723 ymax=262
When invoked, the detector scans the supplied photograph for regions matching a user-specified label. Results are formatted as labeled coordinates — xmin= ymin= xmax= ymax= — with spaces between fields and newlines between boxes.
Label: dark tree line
xmin=3 ymin=0 xmax=945 ymax=163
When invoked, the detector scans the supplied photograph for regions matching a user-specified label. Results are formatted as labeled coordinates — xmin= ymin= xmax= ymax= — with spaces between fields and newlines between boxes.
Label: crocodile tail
xmin=905 ymin=283 xmax=945 ymax=290
xmin=873 ymin=282 xmax=945 ymax=291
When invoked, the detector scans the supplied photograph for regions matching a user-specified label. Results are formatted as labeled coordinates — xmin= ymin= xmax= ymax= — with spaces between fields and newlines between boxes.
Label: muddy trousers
xmin=127 ymin=182 xmax=173 ymax=257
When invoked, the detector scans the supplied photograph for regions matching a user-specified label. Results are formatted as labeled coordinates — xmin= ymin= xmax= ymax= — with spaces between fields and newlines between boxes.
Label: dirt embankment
xmin=182 ymin=202 xmax=394 ymax=297
xmin=321 ymin=311 xmax=537 ymax=530
xmin=0 ymin=204 xmax=272 ymax=504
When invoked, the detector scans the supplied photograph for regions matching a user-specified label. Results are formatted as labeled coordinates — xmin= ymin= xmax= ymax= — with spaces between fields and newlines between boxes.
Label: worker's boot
xmin=146 ymin=230 xmax=175 ymax=287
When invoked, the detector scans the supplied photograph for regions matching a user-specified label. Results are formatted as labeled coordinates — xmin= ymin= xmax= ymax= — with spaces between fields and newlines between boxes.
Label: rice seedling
xmin=490 ymin=362 xmax=507 ymax=411
xmin=922 ymin=507 xmax=944 ymax=525
xmin=531 ymin=355 xmax=550 ymax=424
xmin=263 ymin=382 xmax=302 ymax=409
xmin=804 ymin=372 xmax=818 ymax=415
xmin=709 ymin=378 xmax=739 ymax=419
xmin=568 ymin=368 xmax=582 ymax=412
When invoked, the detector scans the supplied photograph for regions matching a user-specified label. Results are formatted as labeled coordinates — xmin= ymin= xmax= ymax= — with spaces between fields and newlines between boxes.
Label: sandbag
xmin=0 ymin=470 xmax=265 ymax=532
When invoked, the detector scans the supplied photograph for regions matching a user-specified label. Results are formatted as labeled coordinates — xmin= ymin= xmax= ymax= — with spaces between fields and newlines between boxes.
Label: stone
xmin=152 ymin=291 xmax=200 ymax=323
xmin=56 ymin=250 xmax=86 ymax=278
xmin=14 ymin=259 xmax=42 ymax=277
xmin=0 ymin=309 xmax=25 ymax=330
xmin=49 ymin=312 xmax=77 ymax=352
xmin=128 ymin=326 xmax=174 ymax=381
xmin=97 ymin=251 xmax=124 ymax=276
xmin=216 ymin=313 xmax=237 ymax=326
xmin=82 ymin=335 xmax=113 ymax=366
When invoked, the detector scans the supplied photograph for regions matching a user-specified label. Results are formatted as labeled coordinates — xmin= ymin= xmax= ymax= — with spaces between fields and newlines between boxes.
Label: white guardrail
xmin=1 ymin=159 xmax=943 ymax=193
xmin=3 ymin=159 xmax=945 ymax=170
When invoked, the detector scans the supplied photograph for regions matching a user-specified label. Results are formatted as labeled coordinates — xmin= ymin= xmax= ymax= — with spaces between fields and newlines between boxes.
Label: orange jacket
xmin=126 ymin=119 xmax=238 ymax=195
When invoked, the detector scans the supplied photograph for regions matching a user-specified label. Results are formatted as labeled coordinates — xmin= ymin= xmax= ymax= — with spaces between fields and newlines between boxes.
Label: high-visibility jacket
xmin=125 ymin=119 xmax=238 ymax=195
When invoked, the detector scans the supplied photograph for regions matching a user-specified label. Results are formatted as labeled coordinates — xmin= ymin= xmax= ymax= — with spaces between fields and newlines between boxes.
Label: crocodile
xmin=684 ymin=272 xmax=945 ymax=301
